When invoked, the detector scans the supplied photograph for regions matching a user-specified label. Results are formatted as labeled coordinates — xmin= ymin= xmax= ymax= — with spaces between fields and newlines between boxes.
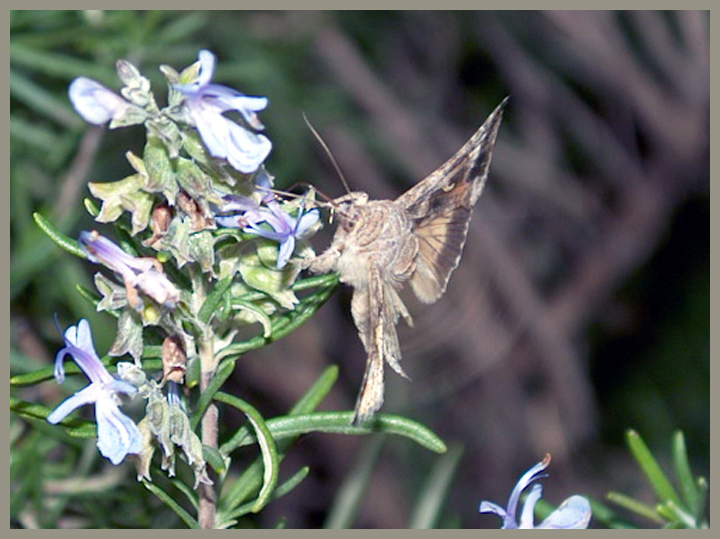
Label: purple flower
xmin=217 ymin=195 xmax=319 ymax=269
xmin=214 ymin=193 xmax=264 ymax=229
xmin=68 ymin=77 xmax=132 ymax=125
xmin=479 ymin=454 xmax=592 ymax=529
xmin=244 ymin=202 xmax=319 ymax=269
xmin=174 ymin=50 xmax=271 ymax=174
xmin=79 ymin=230 xmax=180 ymax=310
xmin=215 ymin=169 xmax=319 ymax=269
xmin=47 ymin=319 xmax=142 ymax=465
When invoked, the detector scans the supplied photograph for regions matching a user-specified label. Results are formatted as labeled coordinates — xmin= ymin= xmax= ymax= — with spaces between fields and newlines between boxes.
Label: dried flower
xmin=79 ymin=230 xmax=180 ymax=310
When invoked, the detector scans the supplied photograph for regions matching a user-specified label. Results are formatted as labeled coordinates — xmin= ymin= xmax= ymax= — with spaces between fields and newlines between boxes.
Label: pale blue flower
xmin=214 ymin=193 xmax=264 ymax=229
xmin=79 ymin=230 xmax=180 ymax=310
xmin=215 ymin=169 xmax=319 ymax=269
xmin=217 ymin=196 xmax=319 ymax=269
xmin=244 ymin=201 xmax=320 ymax=269
xmin=48 ymin=318 xmax=142 ymax=465
xmin=68 ymin=77 xmax=132 ymax=125
xmin=174 ymin=49 xmax=271 ymax=173
xmin=479 ymin=454 xmax=592 ymax=529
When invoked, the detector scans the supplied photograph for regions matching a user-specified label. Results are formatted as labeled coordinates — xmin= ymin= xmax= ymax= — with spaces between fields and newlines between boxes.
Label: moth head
xmin=326 ymin=191 xmax=369 ymax=224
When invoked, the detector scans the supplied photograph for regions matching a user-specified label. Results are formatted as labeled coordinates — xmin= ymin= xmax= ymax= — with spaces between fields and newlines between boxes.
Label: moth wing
xmin=397 ymin=98 xmax=507 ymax=304
xmin=410 ymin=202 xmax=474 ymax=304
xmin=351 ymin=267 xmax=385 ymax=424
xmin=351 ymin=264 xmax=409 ymax=424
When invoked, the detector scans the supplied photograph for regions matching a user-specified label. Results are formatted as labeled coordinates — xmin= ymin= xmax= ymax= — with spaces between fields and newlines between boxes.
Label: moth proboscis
xmin=303 ymin=98 xmax=508 ymax=424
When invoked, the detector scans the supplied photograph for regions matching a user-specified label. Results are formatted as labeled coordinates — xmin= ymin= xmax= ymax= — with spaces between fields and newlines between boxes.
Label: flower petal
xmin=46 ymin=384 xmax=103 ymax=424
xmin=276 ymin=237 xmax=296 ymax=269
xmin=69 ymin=77 xmax=130 ymax=125
xmin=519 ymin=483 xmax=543 ymax=528
xmin=173 ymin=50 xmax=271 ymax=174
xmin=225 ymin=123 xmax=272 ymax=173
xmin=295 ymin=208 xmax=320 ymax=237
xmin=54 ymin=319 xmax=109 ymax=385
xmin=479 ymin=500 xmax=507 ymax=518
xmin=536 ymin=495 xmax=592 ymax=529
xmin=95 ymin=398 xmax=143 ymax=465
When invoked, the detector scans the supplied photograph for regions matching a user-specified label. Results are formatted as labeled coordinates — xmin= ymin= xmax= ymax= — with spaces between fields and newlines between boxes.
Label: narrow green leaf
xmin=143 ymin=480 xmax=200 ymax=529
xmin=10 ymin=397 xmax=96 ymax=439
xmin=657 ymin=500 xmax=696 ymax=528
xmin=218 ymin=466 xmax=310 ymax=526
xmin=217 ymin=367 xmax=339 ymax=512
xmin=225 ymin=412 xmax=447 ymax=455
xmin=606 ymin=492 xmax=665 ymax=524
xmin=10 ymin=43 xmax=114 ymax=84
xmin=75 ymin=284 xmax=102 ymax=309
xmin=33 ymin=212 xmax=86 ymax=258
xmin=198 ymin=275 xmax=233 ymax=325
xmin=220 ymin=460 xmax=264 ymax=514
xmin=213 ymin=392 xmax=279 ymax=513
xmin=84 ymin=197 xmax=100 ymax=217
xmin=324 ymin=436 xmax=384 ymax=529
xmin=671 ymin=431 xmax=699 ymax=511
xmin=273 ymin=466 xmax=310 ymax=500
xmin=409 ymin=443 xmax=464 ymax=529
xmin=202 ymin=445 xmax=228 ymax=476
xmin=626 ymin=430 xmax=682 ymax=507
xmin=693 ymin=477 xmax=709 ymax=528
xmin=11 ymin=353 xmax=117 ymax=386
xmin=168 ymin=476 xmax=200 ymax=512
xmin=10 ymin=115 xmax=58 ymax=151
xmin=217 ymin=281 xmax=338 ymax=361
xmin=232 ymin=299 xmax=274 ymax=338
xmin=289 ymin=365 xmax=339 ymax=416
xmin=9 ymin=67 xmax=82 ymax=128
xmin=233 ymin=272 xmax=339 ymax=303
xmin=190 ymin=359 xmax=235 ymax=430
xmin=576 ymin=497 xmax=636 ymax=529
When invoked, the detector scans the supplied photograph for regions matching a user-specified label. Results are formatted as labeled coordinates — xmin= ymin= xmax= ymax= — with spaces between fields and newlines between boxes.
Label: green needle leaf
xmin=606 ymin=492 xmax=664 ymax=524
xmin=143 ymin=480 xmax=200 ymax=529
xmin=191 ymin=359 xmax=235 ymax=430
xmin=409 ymin=443 xmax=464 ymax=529
xmin=33 ymin=212 xmax=86 ymax=259
xmin=626 ymin=430 xmax=682 ymax=507
xmin=671 ymin=431 xmax=699 ymax=511
xmin=197 ymin=275 xmax=233 ymax=325
xmin=218 ymin=466 xmax=310 ymax=526
xmin=213 ymin=392 xmax=280 ymax=513
xmin=224 ymin=412 xmax=447 ymax=455
xmin=217 ymin=367 xmax=339 ymax=513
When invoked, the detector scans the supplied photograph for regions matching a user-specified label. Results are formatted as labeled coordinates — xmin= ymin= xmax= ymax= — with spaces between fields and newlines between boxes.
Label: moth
xmin=303 ymin=98 xmax=508 ymax=424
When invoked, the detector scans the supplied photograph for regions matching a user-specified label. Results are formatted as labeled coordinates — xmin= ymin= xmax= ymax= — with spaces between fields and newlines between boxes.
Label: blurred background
xmin=10 ymin=11 xmax=709 ymax=528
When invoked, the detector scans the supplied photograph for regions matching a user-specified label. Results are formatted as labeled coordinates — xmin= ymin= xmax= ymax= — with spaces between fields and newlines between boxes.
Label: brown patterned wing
xmin=409 ymin=201 xmax=474 ymax=304
xmin=397 ymin=98 xmax=507 ymax=304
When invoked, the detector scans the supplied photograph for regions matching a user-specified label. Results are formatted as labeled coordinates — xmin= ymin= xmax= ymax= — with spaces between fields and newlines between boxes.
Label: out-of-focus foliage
xmin=11 ymin=11 xmax=708 ymax=528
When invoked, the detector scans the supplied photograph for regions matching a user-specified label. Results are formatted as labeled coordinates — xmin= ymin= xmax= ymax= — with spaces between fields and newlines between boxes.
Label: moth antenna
xmin=276 ymin=181 xmax=336 ymax=204
xmin=302 ymin=112 xmax=353 ymax=196
xmin=266 ymin=186 xmax=336 ymax=211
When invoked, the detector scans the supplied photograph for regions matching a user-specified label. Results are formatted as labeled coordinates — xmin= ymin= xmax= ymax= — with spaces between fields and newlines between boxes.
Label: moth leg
xmin=299 ymin=246 xmax=340 ymax=274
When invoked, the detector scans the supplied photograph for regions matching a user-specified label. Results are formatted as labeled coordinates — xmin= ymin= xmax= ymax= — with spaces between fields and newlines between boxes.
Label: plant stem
xmin=194 ymin=265 xmax=220 ymax=529
xmin=198 ymin=334 xmax=219 ymax=528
